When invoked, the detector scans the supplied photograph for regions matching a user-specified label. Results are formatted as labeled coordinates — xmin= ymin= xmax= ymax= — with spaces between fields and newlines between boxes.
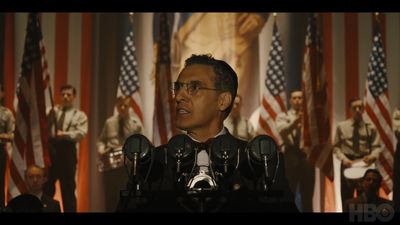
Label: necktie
xmin=57 ymin=108 xmax=66 ymax=131
xmin=352 ymin=121 xmax=360 ymax=152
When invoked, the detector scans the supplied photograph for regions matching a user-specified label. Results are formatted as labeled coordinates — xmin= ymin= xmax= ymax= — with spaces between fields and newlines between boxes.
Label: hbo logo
xmin=349 ymin=203 xmax=394 ymax=222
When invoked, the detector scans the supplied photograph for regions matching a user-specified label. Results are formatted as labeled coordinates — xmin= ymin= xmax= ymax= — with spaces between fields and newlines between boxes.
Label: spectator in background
xmin=0 ymin=83 xmax=15 ymax=209
xmin=276 ymin=90 xmax=315 ymax=212
xmin=224 ymin=94 xmax=255 ymax=141
xmin=343 ymin=169 xmax=394 ymax=212
xmin=25 ymin=165 xmax=61 ymax=212
xmin=97 ymin=96 xmax=143 ymax=212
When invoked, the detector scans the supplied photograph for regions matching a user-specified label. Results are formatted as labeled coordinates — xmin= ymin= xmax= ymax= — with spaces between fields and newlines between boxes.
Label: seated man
xmin=117 ymin=54 xmax=297 ymax=212
xmin=343 ymin=169 xmax=394 ymax=212
xmin=25 ymin=165 xmax=61 ymax=212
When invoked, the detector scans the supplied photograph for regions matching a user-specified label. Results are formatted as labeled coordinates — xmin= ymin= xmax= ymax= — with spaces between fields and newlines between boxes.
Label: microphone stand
xmin=263 ymin=155 xmax=269 ymax=192
xmin=121 ymin=152 xmax=141 ymax=211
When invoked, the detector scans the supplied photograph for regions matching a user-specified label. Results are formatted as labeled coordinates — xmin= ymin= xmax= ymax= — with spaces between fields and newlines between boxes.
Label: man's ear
xmin=218 ymin=92 xmax=232 ymax=112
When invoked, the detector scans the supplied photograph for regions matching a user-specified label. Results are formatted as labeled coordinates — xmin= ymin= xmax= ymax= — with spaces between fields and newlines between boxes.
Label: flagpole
xmin=128 ymin=12 xmax=135 ymax=31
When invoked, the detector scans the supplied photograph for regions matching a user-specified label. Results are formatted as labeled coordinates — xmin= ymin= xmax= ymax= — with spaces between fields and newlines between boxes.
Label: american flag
xmin=152 ymin=13 xmax=176 ymax=146
xmin=117 ymin=14 xmax=143 ymax=124
xmin=301 ymin=14 xmax=333 ymax=180
xmin=8 ymin=13 xmax=51 ymax=198
xmin=363 ymin=18 xmax=396 ymax=194
xmin=257 ymin=19 xmax=286 ymax=145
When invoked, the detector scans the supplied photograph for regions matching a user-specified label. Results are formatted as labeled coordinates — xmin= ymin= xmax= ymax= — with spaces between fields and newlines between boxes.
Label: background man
xmin=276 ymin=90 xmax=315 ymax=212
xmin=44 ymin=84 xmax=88 ymax=212
xmin=0 ymin=83 xmax=15 ymax=208
xmin=333 ymin=97 xmax=381 ymax=210
xmin=224 ymin=94 xmax=255 ymax=141
xmin=97 ymin=96 xmax=143 ymax=212
xmin=25 ymin=165 xmax=61 ymax=212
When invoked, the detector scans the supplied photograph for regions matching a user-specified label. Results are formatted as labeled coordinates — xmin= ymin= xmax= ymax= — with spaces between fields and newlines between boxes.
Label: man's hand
xmin=56 ymin=130 xmax=67 ymax=138
xmin=343 ymin=159 xmax=353 ymax=168
xmin=363 ymin=155 xmax=376 ymax=166
xmin=293 ymin=112 xmax=303 ymax=129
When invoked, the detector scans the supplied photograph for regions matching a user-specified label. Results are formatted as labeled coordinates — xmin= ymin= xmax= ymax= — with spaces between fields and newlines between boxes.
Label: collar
xmin=188 ymin=126 xmax=227 ymax=143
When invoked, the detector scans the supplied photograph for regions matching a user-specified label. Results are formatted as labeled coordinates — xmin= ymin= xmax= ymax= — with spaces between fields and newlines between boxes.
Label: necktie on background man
xmin=57 ymin=109 xmax=66 ymax=131
xmin=352 ymin=122 xmax=360 ymax=152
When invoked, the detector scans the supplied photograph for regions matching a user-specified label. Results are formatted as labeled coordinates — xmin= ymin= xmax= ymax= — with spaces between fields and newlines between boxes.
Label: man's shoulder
xmin=337 ymin=119 xmax=352 ymax=127
xmin=0 ymin=105 xmax=13 ymax=116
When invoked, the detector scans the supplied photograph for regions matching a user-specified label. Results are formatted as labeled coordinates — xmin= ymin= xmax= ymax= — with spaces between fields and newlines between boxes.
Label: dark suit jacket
xmin=117 ymin=132 xmax=298 ymax=212
xmin=41 ymin=194 xmax=61 ymax=212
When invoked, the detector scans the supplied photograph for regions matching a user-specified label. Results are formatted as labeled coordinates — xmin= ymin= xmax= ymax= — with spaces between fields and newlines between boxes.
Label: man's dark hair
xmin=184 ymin=54 xmax=238 ymax=117
xmin=0 ymin=83 xmax=3 ymax=92
xmin=289 ymin=89 xmax=302 ymax=97
xmin=348 ymin=97 xmax=361 ymax=107
xmin=60 ymin=84 xmax=77 ymax=96
xmin=363 ymin=168 xmax=382 ymax=184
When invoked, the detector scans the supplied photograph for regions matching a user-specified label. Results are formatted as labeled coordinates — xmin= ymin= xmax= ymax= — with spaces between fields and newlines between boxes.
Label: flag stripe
xmin=130 ymin=93 xmax=144 ymax=123
xmin=365 ymin=104 xmax=395 ymax=155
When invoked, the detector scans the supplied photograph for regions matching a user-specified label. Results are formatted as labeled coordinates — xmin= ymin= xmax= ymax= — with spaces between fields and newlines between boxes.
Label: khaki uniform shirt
xmin=96 ymin=114 xmax=142 ymax=155
xmin=47 ymin=105 xmax=88 ymax=143
xmin=333 ymin=118 xmax=381 ymax=162
xmin=0 ymin=106 xmax=15 ymax=143
xmin=224 ymin=116 xmax=255 ymax=141
xmin=393 ymin=108 xmax=400 ymax=135
xmin=276 ymin=109 xmax=301 ymax=150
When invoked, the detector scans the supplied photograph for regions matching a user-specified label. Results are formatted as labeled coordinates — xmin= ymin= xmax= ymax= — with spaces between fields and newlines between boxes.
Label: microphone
xmin=246 ymin=135 xmax=279 ymax=191
xmin=122 ymin=134 xmax=152 ymax=177
xmin=210 ymin=134 xmax=239 ymax=174
xmin=167 ymin=134 xmax=196 ymax=174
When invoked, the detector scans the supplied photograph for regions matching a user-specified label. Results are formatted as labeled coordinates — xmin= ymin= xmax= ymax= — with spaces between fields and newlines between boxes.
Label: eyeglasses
xmin=171 ymin=81 xmax=219 ymax=96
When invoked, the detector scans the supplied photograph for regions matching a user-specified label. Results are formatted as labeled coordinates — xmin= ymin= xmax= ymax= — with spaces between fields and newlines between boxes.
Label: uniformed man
xmin=276 ymin=90 xmax=315 ymax=212
xmin=224 ymin=94 xmax=255 ymax=141
xmin=0 ymin=84 xmax=15 ymax=208
xmin=44 ymin=84 xmax=88 ymax=212
xmin=97 ymin=95 xmax=142 ymax=212
xmin=333 ymin=97 xmax=381 ymax=210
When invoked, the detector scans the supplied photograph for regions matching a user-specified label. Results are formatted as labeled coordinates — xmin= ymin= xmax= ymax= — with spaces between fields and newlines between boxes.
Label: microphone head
xmin=122 ymin=134 xmax=152 ymax=163
xmin=210 ymin=134 xmax=239 ymax=174
xmin=167 ymin=134 xmax=196 ymax=172
xmin=245 ymin=135 xmax=279 ymax=178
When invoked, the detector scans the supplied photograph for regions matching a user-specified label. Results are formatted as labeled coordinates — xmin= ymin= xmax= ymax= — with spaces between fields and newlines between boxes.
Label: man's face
xmin=230 ymin=96 xmax=241 ymax=118
xmin=350 ymin=100 xmax=364 ymax=121
xmin=362 ymin=171 xmax=381 ymax=194
xmin=290 ymin=91 xmax=303 ymax=111
xmin=60 ymin=88 xmax=75 ymax=108
xmin=25 ymin=167 xmax=46 ymax=193
xmin=116 ymin=98 xmax=131 ymax=117
xmin=174 ymin=64 xmax=222 ymax=133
